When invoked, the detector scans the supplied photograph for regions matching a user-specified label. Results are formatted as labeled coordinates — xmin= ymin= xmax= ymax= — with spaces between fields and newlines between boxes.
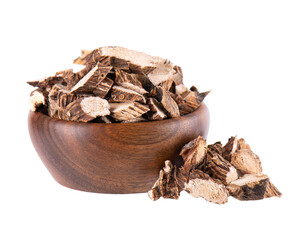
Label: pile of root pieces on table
xmin=28 ymin=46 xmax=209 ymax=123
xmin=148 ymin=136 xmax=282 ymax=204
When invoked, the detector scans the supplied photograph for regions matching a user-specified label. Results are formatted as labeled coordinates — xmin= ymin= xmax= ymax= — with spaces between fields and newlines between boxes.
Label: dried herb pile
xmin=28 ymin=46 xmax=209 ymax=123
xmin=148 ymin=136 xmax=282 ymax=204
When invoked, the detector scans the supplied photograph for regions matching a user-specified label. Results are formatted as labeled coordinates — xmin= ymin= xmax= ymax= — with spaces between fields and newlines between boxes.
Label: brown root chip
xmin=222 ymin=136 xmax=262 ymax=175
xmin=222 ymin=136 xmax=251 ymax=161
xmin=170 ymin=93 xmax=195 ymax=116
xmin=175 ymin=83 xmax=188 ymax=95
xmin=206 ymin=154 xmax=238 ymax=185
xmin=231 ymin=149 xmax=263 ymax=175
xmin=185 ymin=169 xmax=229 ymax=204
xmin=99 ymin=46 xmax=160 ymax=74
xmin=93 ymin=77 xmax=113 ymax=98
xmin=181 ymin=90 xmax=210 ymax=113
xmin=148 ymin=160 xmax=181 ymax=201
xmin=47 ymin=84 xmax=80 ymax=119
xmin=109 ymin=102 xmax=149 ymax=121
xmin=27 ymin=76 xmax=64 ymax=92
xmin=147 ymin=98 xmax=167 ymax=121
xmin=110 ymin=85 xmax=146 ymax=104
xmin=222 ymin=136 xmax=238 ymax=161
xmin=227 ymin=174 xmax=280 ymax=201
xmin=154 ymin=87 xmax=180 ymax=118
xmin=207 ymin=142 xmax=223 ymax=156
xmin=264 ymin=181 xmax=282 ymax=198
xmin=115 ymin=69 xmax=148 ymax=95
xmin=56 ymin=69 xmax=79 ymax=90
xmin=73 ymin=49 xmax=100 ymax=65
xmin=66 ymin=97 xmax=110 ymax=122
xmin=71 ymin=64 xmax=113 ymax=94
xmin=147 ymin=60 xmax=176 ymax=86
xmin=180 ymin=136 xmax=207 ymax=174
xmin=29 ymin=89 xmax=46 ymax=111
xmin=160 ymin=79 xmax=175 ymax=93
xmin=101 ymin=56 xmax=130 ymax=71
xmin=171 ymin=65 xmax=183 ymax=85
xmin=48 ymin=84 xmax=77 ymax=109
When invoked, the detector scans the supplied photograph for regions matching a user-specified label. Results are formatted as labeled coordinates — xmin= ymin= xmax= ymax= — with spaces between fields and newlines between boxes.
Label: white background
xmin=1 ymin=0 xmax=295 ymax=239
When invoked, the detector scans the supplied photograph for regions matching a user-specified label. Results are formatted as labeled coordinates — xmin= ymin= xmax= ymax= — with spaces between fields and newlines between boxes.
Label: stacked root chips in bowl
xmin=28 ymin=46 xmax=209 ymax=123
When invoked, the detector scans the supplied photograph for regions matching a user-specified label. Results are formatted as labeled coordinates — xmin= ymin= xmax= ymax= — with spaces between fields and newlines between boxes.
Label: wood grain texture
xmin=28 ymin=103 xmax=210 ymax=194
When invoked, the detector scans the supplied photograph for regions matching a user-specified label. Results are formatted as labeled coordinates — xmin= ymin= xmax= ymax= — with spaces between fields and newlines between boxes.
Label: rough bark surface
xmin=148 ymin=160 xmax=181 ymax=201
xmin=109 ymin=102 xmax=149 ymax=121
xmin=147 ymin=98 xmax=167 ymax=120
xmin=110 ymin=85 xmax=146 ymax=104
xmin=180 ymin=136 xmax=207 ymax=174
xmin=205 ymin=154 xmax=238 ymax=185
xmin=71 ymin=64 xmax=112 ymax=94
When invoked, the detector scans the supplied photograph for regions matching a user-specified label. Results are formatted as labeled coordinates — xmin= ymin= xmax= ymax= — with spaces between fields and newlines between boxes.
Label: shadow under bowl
xmin=28 ymin=103 xmax=210 ymax=194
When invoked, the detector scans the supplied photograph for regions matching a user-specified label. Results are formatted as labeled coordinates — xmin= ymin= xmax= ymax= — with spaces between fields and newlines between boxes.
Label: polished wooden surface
xmin=28 ymin=103 xmax=210 ymax=193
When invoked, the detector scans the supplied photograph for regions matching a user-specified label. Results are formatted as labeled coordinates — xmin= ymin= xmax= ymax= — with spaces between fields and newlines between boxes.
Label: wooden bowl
xmin=28 ymin=103 xmax=210 ymax=194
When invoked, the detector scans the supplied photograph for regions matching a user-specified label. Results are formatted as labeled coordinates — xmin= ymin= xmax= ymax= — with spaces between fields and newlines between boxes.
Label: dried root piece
xmin=73 ymin=49 xmax=100 ymax=65
xmin=93 ymin=77 xmax=113 ymax=98
xmin=148 ymin=160 xmax=180 ymax=201
xmin=66 ymin=97 xmax=110 ymax=122
xmin=222 ymin=136 xmax=238 ymax=161
xmin=226 ymin=174 xmax=279 ymax=201
xmin=170 ymin=93 xmax=194 ymax=116
xmin=29 ymin=89 xmax=46 ymax=111
xmin=147 ymin=60 xmax=176 ymax=86
xmin=206 ymin=154 xmax=238 ymax=185
xmin=47 ymin=84 xmax=80 ymax=119
xmin=115 ymin=69 xmax=148 ymax=95
xmin=136 ymin=73 xmax=155 ymax=92
xmin=180 ymin=136 xmax=207 ymax=174
xmin=155 ymin=87 xmax=180 ymax=118
xmin=102 ymin=56 xmax=130 ymax=70
xmin=231 ymin=149 xmax=263 ymax=175
xmin=175 ymin=84 xmax=188 ymax=95
xmin=207 ymin=142 xmax=223 ymax=156
xmin=221 ymin=136 xmax=262 ymax=175
xmin=56 ymin=69 xmax=79 ymax=89
xmin=71 ymin=64 xmax=112 ymax=94
xmin=109 ymin=102 xmax=149 ymax=121
xmin=264 ymin=181 xmax=282 ymax=198
xmin=222 ymin=136 xmax=251 ymax=161
xmin=171 ymin=65 xmax=183 ymax=85
xmin=179 ymin=90 xmax=210 ymax=114
xmin=27 ymin=76 xmax=64 ymax=92
xmin=110 ymin=85 xmax=146 ymax=104
xmin=48 ymin=84 xmax=77 ymax=109
xmin=147 ymin=98 xmax=167 ymax=121
xmin=160 ymin=79 xmax=175 ymax=93
xmin=99 ymin=46 xmax=161 ymax=74
xmin=185 ymin=169 xmax=229 ymax=204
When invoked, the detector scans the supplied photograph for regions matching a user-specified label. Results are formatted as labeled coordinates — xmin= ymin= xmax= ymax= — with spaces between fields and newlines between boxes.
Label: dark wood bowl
xmin=28 ymin=103 xmax=210 ymax=194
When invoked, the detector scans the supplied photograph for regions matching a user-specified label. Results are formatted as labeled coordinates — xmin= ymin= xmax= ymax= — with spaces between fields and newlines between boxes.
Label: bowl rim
xmin=29 ymin=102 xmax=208 ymax=127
